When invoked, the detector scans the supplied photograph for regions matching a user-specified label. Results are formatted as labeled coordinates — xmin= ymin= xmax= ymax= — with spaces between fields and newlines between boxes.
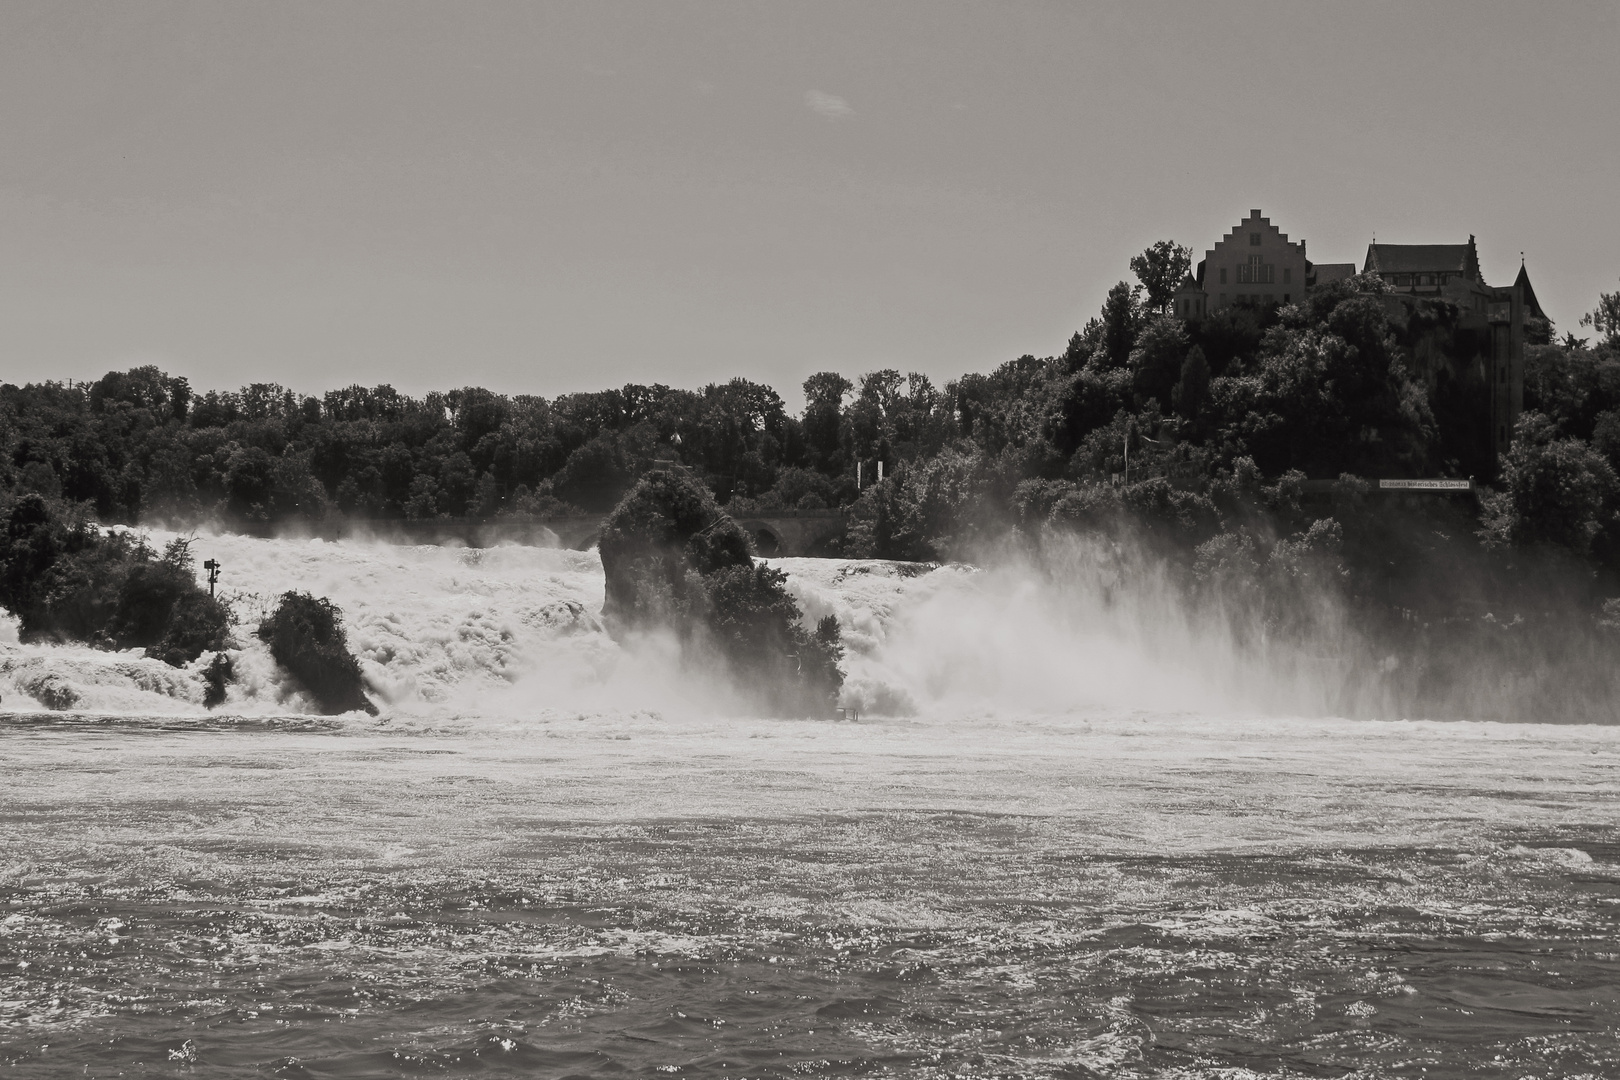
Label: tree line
xmin=4 ymin=244 xmax=1620 ymax=584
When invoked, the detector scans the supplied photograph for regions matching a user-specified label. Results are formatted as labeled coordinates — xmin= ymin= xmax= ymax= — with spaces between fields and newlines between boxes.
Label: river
xmin=2 ymin=533 xmax=1617 ymax=1077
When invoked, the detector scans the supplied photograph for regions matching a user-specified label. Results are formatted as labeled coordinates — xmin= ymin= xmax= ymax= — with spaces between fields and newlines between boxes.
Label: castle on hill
xmin=1171 ymin=209 xmax=1546 ymax=470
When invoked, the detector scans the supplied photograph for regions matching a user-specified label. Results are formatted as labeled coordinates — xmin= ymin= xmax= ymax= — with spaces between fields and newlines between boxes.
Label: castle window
xmin=1419 ymin=274 xmax=1434 ymax=286
xmin=1237 ymin=255 xmax=1274 ymax=284
xmin=1283 ymin=268 xmax=1291 ymax=284
xmin=1250 ymin=233 xmax=1261 ymax=246
xmin=1220 ymin=268 xmax=1228 ymax=284
xmin=1283 ymin=293 xmax=1290 ymax=303
xmin=1395 ymin=274 xmax=1412 ymax=287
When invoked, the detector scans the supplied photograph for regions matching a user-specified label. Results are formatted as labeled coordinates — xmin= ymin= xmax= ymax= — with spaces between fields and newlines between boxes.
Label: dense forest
xmin=6 ymin=242 xmax=1620 ymax=714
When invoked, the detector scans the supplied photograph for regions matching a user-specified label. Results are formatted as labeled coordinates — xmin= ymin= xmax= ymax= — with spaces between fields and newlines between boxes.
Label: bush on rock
xmin=599 ymin=469 xmax=843 ymax=716
xmin=202 ymin=652 xmax=235 ymax=709
xmin=256 ymin=592 xmax=377 ymax=716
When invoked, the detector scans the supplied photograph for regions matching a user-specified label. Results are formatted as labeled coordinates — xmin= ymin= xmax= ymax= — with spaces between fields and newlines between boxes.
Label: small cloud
xmin=804 ymin=90 xmax=853 ymax=120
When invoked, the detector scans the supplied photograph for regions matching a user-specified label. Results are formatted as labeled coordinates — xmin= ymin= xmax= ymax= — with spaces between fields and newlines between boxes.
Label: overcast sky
xmin=2 ymin=1 xmax=1616 ymax=404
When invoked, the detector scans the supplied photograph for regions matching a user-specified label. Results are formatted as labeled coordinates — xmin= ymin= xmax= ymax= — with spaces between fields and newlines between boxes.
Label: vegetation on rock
xmin=600 ymin=469 xmax=843 ymax=716
xmin=256 ymin=592 xmax=377 ymax=716
xmin=0 ymin=494 xmax=229 ymax=663
xmin=202 ymin=652 xmax=235 ymax=709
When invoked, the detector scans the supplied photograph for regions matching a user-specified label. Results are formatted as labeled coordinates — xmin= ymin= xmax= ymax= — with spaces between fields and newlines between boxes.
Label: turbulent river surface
xmin=2 ymin=533 xmax=1618 ymax=1078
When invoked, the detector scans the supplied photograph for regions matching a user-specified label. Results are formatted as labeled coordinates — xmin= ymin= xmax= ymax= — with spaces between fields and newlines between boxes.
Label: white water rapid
xmin=0 ymin=529 xmax=1272 ymax=724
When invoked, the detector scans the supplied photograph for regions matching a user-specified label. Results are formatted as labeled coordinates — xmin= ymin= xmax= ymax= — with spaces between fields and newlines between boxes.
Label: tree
xmin=1128 ymin=315 xmax=1191 ymax=410
xmin=1173 ymin=345 xmax=1211 ymax=421
xmin=1479 ymin=412 xmax=1618 ymax=554
xmin=0 ymin=496 xmax=227 ymax=662
xmin=1130 ymin=240 xmax=1193 ymax=314
xmin=1098 ymin=281 xmax=1144 ymax=369
xmin=850 ymin=369 xmax=904 ymax=460
xmin=223 ymin=445 xmax=276 ymax=522
xmin=802 ymin=372 xmax=852 ymax=474
xmin=551 ymin=434 xmax=636 ymax=512
xmin=1203 ymin=289 xmax=1436 ymax=478
xmin=1581 ymin=281 xmax=1620 ymax=349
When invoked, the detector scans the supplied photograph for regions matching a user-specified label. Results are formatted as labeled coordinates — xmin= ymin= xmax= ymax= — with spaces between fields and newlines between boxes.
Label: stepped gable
xmin=1180 ymin=208 xmax=1309 ymax=319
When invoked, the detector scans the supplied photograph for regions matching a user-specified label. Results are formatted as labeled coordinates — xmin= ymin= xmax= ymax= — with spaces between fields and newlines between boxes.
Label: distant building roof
xmin=1311 ymin=263 xmax=1357 ymax=286
xmin=1363 ymin=237 xmax=1481 ymax=280
xmin=1514 ymin=263 xmax=1547 ymax=322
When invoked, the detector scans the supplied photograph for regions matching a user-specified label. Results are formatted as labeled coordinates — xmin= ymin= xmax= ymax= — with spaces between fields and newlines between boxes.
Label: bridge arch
xmin=743 ymin=522 xmax=784 ymax=556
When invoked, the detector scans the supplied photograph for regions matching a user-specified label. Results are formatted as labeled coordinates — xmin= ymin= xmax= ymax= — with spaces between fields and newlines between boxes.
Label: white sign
xmin=1378 ymin=479 xmax=1471 ymax=490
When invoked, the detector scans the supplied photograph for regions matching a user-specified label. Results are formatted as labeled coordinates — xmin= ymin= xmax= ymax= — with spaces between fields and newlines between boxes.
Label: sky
xmin=1 ymin=1 xmax=1617 ymax=405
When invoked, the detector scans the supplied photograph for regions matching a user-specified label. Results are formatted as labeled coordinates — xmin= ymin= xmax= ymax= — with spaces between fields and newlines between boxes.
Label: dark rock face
xmin=21 ymin=672 xmax=80 ymax=711
xmin=257 ymin=592 xmax=377 ymax=716
xmin=599 ymin=469 xmax=843 ymax=716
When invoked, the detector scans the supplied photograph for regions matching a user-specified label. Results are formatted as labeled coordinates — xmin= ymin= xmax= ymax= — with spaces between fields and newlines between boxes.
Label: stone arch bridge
xmin=376 ymin=509 xmax=847 ymax=558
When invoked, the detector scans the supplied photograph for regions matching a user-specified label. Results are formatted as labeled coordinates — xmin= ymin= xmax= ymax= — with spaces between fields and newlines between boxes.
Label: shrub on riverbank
xmin=0 ymin=493 xmax=229 ymax=664
xmin=256 ymin=591 xmax=377 ymax=715
xmin=600 ymin=469 xmax=844 ymax=715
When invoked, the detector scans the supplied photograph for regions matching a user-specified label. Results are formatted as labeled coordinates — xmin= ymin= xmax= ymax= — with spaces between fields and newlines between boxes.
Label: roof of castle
xmin=1363 ymin=238 xmax=1480 ymax=279
xmin=1514 ymin=263 xmax=1547 ymax=321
